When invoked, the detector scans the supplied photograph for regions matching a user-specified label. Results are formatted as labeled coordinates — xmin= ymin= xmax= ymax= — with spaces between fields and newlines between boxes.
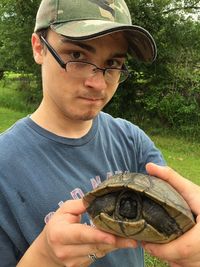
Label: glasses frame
xmin=40 ymin=36 xmax=130 ymax=84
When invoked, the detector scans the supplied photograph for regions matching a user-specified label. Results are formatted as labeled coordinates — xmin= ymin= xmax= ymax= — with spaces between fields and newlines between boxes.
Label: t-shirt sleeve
xmin=135 ymin=127 xmax=166 ymax=173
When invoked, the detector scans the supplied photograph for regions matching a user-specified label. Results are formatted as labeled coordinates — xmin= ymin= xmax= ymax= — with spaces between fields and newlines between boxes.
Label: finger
xmin=66 ymin=225 xmax=138 ymax=247
xmin=63 ymin=255 xmax=97 ymax=267
xmin=52 ymin=199 xmax=86 ymax=225
xmin=50 ymin=223 xmax=118 ymax=245
xmin=65 ymin=245 xmax=129 ymax=267
xmin=146 ymin=163 xmax=197 ymax=198
xmin=143 ymin=242 xmax=177 ymax=262
xmin=169 ymin=263 xmax=182 ymax=267
xmin=56 ymin=199 xmax=87 ymax=216
xmin=69 ymin=251 xmax=107 ymax=267
xmin=143 ymin=223 xmax=200 ymax=262
xmin=56 ymin=236 xmax=138 ymax=266
xmin=48 ymin=236 xmax=137 ymax=265
xmin=113 ymin=236 xmax=138 ymax=248
xmin=146 ymin=163 xmax=190 ymax=188
xmin=146 ymin=163 xmax=200 ymax=214
xmin=54 ymin=245 xmax=107 ymax=265
xmin=50 ymin=243 xmax=116 ymax=259
xmin=47 ymin=215 xmax=138 ymax=250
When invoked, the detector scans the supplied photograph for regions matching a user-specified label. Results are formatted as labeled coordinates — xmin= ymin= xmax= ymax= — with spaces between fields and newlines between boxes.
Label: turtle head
xmin=115 ymin=190 xmax=142 ymax=221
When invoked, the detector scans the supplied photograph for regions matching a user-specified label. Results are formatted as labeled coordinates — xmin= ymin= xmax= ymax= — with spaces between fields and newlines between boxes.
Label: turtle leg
xmin=142 ymin=196 xmax=182 ymax=236
xmin=87 ymin=192 xmax=118 ymax=218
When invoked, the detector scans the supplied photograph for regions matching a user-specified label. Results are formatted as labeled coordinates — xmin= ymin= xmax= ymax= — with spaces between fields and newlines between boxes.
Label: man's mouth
xmin=79 ymin=96 xmax=105 ymax=102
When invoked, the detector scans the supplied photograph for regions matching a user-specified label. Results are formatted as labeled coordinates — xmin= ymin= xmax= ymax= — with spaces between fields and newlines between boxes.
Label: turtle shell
xmin=84 ymin=173 xmax=195 ymax=243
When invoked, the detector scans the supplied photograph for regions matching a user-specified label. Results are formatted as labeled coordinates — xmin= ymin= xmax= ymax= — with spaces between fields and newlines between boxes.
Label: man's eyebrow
xmin=60 ymin=38 xmax=96 ymax=53
xmin=112 ymin=52 xmax=127 ymax=58
xmin=60 ymin=37 xmax=127 ymax=58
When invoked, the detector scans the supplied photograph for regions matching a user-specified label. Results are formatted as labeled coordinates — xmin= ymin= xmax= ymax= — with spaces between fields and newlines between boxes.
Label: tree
xmin=0 ymin=0 xmax=41 ymax=103
xmin=0 ymin=0 xmax=40 ymax=73
xmin=105 ymin=0 xmax=200 ymax=137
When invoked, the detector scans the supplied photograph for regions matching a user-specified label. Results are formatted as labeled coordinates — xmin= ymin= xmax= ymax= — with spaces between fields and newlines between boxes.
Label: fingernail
xmin=104 ymin=235 xmax=115 ymax=245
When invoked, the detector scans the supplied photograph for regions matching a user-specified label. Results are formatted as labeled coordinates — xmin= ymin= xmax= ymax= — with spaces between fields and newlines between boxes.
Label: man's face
xmin=34 ymin=30 xmax=128 ymax=122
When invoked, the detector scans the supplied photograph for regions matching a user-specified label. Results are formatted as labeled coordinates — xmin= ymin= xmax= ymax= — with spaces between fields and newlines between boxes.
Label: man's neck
xmin=30 ymin=102 xmax=93 ymax=139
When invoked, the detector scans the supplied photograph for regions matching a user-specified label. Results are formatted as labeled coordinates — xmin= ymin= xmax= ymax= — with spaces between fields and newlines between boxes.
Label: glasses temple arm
xmin=40 ymin=36 xmax=66 ymax=69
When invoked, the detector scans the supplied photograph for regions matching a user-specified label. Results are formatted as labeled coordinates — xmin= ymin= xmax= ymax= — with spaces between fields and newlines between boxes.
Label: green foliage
xmin=0 ymin=107 xmax=27 ymax=132
xmin=0 ymin=77 xmax=39 ymax=112
xmin=0 ymin=0 xmax=40 ymax=73
xmin=105 ymin=1 xmax=200 ymax=139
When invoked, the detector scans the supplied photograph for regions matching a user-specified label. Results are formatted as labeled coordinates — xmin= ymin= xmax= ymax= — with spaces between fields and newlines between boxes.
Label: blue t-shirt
xmin=0 ymin=112 xmax=165 ymax=266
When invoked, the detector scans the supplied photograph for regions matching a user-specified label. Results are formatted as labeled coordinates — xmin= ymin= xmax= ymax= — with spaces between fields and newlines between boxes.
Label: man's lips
xmin=79 ymin=96 xmax=105 ymax=102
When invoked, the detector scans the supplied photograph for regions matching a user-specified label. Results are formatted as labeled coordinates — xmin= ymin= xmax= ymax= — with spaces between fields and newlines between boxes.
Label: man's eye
xmin=107 ymin=59 xmax=123 ymax=68
xmin=70 ymin=51 xmax=83 ymax=60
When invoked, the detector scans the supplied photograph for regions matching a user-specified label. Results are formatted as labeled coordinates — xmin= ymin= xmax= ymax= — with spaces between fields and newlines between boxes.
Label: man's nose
xmin=84 ymin=70 xmax=107 ymax=91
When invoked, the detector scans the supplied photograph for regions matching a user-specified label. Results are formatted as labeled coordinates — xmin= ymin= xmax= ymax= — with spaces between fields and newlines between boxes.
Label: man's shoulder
xmin=99 ymin=111 xmax=140 ymax=132
xmin=0 ymin=117 xmax=28 ymax=156
xmin=0 ymin=117 xmax=26 ymax=138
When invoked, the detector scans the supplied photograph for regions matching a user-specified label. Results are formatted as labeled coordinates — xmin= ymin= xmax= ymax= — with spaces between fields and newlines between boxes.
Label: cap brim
xmin=51 ymin=20 xmax=157 ymax=62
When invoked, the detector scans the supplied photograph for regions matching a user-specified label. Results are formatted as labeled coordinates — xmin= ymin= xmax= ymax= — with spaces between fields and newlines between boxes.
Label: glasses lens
xmin=118 ymin=69 xmax=129 ymax=83
xmin=67 ymin=61 xmax=92 ymax=72
xmin=66 ymin=61 xmax=129 ymax=83
xmin=66 ymin=61 xmax=96 ymax=80
xmin=105 ymin=69 xmax=121 ymax=83
xmin=106 ymin=69 xmax=129 ymax=83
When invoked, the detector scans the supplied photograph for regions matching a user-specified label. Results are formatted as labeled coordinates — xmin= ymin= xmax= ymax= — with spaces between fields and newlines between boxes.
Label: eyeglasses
xmin=40 ymin=36 xmax=130 ymax=84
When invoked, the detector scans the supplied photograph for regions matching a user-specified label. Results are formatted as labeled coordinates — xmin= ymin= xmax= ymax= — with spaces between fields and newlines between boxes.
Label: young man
xmin=0 ymin=0 xmax=166 ymax=266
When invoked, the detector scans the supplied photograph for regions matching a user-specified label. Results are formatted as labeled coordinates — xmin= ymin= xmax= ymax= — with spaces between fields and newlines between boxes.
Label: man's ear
xmin=32 ymin=33 xmax=44 ymax=65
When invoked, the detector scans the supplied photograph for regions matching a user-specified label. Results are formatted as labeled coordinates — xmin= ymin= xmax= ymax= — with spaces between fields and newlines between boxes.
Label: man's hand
xmin=143 ymin=163 xmax=200 ymax=267
xmin=18 ymin=199 xmax=137 ymax=267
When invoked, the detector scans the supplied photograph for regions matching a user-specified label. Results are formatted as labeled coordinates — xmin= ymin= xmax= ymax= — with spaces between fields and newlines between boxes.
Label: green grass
xmin=149 ymin=134 xmax=200 ymax=185
xmin=0 ymin=80 xmax=28 ymax=111
xmin=0 ymin=75 xmax=39 ymax=113
xmin=145 ymin=252 xmax=169 ymax=267
xmin=0 ymin=107 xmax=28 ymax=132
xmin=0 ymin=77 xmax=38 ymax=132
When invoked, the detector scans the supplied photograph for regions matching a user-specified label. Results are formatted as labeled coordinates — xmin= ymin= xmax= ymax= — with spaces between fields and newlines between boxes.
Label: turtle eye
xmin=119 ymin=197 xmax=138 ymax=219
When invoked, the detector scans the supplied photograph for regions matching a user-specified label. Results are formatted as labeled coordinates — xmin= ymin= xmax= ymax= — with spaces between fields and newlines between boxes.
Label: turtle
xmin=84 ymin=172 xmax=195 ymax=243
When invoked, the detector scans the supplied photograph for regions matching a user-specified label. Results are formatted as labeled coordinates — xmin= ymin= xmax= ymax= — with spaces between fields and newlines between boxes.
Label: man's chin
xmin=77 ymin=113 xmax=99 ymax=121
xmin=70 ymin=110 xmax=100 ymax=122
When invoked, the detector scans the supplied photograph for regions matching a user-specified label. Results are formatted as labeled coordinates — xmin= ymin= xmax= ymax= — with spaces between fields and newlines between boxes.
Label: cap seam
xmin=51 ymin=18 xmax=119 ymax=24
xmin=56 ymin=0 xmax=59 ymax=21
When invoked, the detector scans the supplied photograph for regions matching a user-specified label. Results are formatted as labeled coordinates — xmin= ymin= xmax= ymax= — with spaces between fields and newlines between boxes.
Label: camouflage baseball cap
xmin=34 ymin=0 xmax=157 ymax=62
